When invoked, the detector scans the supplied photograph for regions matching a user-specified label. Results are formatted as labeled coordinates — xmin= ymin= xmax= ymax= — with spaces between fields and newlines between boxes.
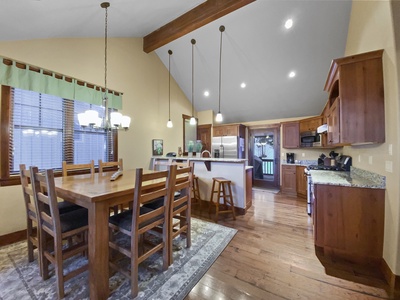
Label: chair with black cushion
xmin=168 ymin=164 xmax=192 ymax=264
xmin=19 ymin=164 xmax=83 ymax=272
xmin=62 ymin=160 xmax=95 ymax=177
xmin=99 ymin=158 xmax=124 ymax=214
xmin=144 ymin=160 xmax=190 ymax=210
xmin=108 ymin=166 xmax=174 ymax=298
xmin=30 ymin=167 xmax=89 ymax=299
xmin=61 ymin=160 xmax=95 ymax=213
xmin=98 ymin=158 xmax=123 ymax=174
xmin=19 ymin=164 xmax=40 ymax=267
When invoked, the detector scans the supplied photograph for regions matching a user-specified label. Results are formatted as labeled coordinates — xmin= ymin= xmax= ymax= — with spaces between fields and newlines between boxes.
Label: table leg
xmin=88 ymin=201 xmax=109 ymax=300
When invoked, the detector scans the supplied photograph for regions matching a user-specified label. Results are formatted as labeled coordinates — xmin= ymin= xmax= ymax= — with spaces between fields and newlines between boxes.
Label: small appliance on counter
xmin=286 ymin=153 xmax=295 ymax=164
xmin=308 ymin=155 xmax=352 ymax=171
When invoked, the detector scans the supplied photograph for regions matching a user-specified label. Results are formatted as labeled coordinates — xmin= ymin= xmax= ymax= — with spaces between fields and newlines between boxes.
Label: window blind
xmin=9 ymin=87 xmax=114 ymax=173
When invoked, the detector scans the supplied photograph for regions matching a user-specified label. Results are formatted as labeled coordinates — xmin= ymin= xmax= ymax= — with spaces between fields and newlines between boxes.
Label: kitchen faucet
xmin=201 ymin=150 xmax=211 ymax=158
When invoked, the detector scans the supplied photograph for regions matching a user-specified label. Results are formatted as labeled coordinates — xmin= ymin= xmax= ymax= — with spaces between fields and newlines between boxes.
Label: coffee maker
xmin=286 ymin=153 xmax=295 ymax=164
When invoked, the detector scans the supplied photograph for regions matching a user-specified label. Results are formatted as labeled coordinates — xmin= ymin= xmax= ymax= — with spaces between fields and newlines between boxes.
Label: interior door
xmin=248 ymin=125 xmax=280 ymax=189
xmin=197 ymin=124 xmax=212 ymax=155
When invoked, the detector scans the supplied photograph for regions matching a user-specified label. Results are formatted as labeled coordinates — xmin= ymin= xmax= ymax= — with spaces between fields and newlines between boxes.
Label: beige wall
xmin=0 ymin=37 xmax=192 ymax=235
xmin=342 ymin=1 xmax=400 ymax=274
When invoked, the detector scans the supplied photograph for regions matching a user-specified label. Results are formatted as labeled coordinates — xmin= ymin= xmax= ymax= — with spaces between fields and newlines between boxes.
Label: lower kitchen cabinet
xmin=281 ymin=165 xmax=296 ymax=196
xmin=313 ymin=184 xmax=384 ymax=265
xmin=296 ymin=166 xmax=307 ymax=198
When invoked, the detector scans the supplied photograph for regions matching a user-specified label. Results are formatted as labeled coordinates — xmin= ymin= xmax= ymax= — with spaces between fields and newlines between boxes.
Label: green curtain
xmin=0 ymin=58 xmax=122 ymax=109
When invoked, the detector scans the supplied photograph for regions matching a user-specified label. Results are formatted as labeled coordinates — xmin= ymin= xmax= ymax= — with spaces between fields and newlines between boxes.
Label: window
xmin=0 ymin=86 xmax=117 ymax=186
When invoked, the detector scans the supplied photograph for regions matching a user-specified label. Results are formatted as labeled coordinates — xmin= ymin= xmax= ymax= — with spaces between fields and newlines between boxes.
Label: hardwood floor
xmin=186 ymin=189 xmax=396 ymax=300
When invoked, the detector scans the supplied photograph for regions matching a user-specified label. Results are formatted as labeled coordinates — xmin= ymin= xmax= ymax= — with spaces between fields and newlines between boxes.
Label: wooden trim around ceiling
xmin=143 ymin=0 xmax=256 ymax=53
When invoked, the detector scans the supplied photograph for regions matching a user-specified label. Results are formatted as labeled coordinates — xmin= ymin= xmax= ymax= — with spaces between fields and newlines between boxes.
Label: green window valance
xmin=0 ymin=56 xmax=122 ymax=109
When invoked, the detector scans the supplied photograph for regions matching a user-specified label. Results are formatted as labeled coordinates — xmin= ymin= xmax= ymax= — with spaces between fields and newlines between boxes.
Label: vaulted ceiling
xmin=0 ymin=0 xmax=352 ymax=123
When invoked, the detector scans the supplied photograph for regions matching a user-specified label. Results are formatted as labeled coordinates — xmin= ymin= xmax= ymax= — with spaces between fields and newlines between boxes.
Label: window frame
xmin=0 ymin=85 xmax=118 ymax=186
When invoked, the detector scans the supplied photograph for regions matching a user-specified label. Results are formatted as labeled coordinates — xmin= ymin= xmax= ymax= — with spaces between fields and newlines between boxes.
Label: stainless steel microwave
xmin=300 ymin=131 xmax=317 ymax=147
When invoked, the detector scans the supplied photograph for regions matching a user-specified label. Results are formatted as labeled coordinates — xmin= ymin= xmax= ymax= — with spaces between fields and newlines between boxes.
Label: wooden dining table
xmin=53 ymin=169 xmax=150 ymax=300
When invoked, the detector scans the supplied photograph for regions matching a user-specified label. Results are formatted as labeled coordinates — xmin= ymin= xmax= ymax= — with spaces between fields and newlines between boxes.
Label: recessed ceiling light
xmin=288 ymin=71 xmax=296 ymax=78
xmin=285 ymin=19 xmax=293 ymax=29
xmin=204 ymin=91 xmax=210 ymax=97
xmin=240 ymin=82 xmax=246 ymax=88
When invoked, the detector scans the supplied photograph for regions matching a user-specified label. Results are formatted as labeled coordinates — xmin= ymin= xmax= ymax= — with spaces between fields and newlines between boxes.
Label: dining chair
xmin=144 ymin=160 xmax=193 ymax=211
xmin=30 ymin=166 xmax=89 ymax=299
xmin=168 ymin=164 xmax=192 ymax=264
xmin=98 ymin=158 xmax=124 ymax=214
xmin=19 ymin=164 xmax=83 ymax=272
xmin=19 ymin=164 xmax=40 ymax=267
xmin=62 ymin=160 xmax=95 ymax=177
xmin=108 ymin=165 xmax=175 ymax=297
xmin=98 ymin=158 xmax=123 ymax=174
xmin=61 ymin=160 xmax=95 ymax=214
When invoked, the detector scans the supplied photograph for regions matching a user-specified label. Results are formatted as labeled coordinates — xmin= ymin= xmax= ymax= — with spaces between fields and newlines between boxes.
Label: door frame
xmin=248 ymin=124 xmax=281 ymax=189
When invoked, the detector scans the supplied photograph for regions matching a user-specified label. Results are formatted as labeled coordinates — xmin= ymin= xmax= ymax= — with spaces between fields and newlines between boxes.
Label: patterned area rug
xmin=0 ymin=218 xmax=237 ymax=300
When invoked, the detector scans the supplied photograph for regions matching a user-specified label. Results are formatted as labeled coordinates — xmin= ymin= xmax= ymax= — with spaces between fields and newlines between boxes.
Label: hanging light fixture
xmin=190 ymin=39 xmax=197 ymax=125
xmin=215 ymin=25 xmax=225 ymax=123
xmin=167 ymin=50 xmax=173 ymax=128
xmin=78 ymin=2 xmax=131 ymax=130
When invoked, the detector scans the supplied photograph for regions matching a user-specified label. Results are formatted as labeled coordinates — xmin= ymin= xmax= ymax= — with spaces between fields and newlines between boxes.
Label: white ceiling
xmin=0 ymin=0 xmax=352 ymax=124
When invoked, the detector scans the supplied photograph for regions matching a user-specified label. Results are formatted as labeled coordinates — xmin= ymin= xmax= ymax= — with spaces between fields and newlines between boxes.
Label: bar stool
xmin=191 ymin=175 xmax=202 ymax=211
xmin=209 ymin=177 xmax=236 ymax=222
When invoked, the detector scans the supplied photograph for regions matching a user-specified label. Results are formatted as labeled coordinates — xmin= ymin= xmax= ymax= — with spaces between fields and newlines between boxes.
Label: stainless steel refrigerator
xmin=211 ymin=136 xmax=245 ymax=159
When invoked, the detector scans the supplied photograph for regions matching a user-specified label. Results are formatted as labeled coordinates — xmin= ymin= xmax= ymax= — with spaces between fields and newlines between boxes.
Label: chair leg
xmin=27 ymin=219 xmax=34 ymax=262
xmin=54 ymin=240 xmax=65 ymax=299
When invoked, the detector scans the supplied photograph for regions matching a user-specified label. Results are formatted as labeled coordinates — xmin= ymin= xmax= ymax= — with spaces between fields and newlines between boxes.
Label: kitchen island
xmin=311 ymin=167 xmax=386 ymax=265
xmin=151 ymin=157 xmax=252 ymax=214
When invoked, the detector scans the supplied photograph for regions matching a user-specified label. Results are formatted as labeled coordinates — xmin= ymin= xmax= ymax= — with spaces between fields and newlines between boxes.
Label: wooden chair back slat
xmin=98 ymin=158 xmax=123 ymax=174
xmin=62 ymin=160 xmax=95 ymax=177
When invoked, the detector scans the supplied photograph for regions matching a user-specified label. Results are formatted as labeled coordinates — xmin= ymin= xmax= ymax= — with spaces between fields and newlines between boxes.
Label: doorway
xmin=248 ymin=125 xmax=280 ymax=189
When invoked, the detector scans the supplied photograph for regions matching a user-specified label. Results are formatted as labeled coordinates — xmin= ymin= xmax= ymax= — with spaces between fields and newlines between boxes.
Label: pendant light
xmin=166 ymin=50 xmax=173 ymax=128
xmin=190 ymin=39 xmax=197 ymax=126
xmin=78 ymin=2 xmax=131 ymax=130
xmin=215 ymin=25 xmax=225 ymax=123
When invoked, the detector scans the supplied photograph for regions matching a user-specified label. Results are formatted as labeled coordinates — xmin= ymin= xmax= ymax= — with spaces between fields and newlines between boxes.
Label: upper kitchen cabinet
xmin=324 ymin=49 xmax=385 ymax=145
xmin=299 ymin=116 xmax=323 ymax=133
xmin=282 ymin=121 xmax=300 ymax=149
xmin=213 ymin=124 xmax=246 ymax=138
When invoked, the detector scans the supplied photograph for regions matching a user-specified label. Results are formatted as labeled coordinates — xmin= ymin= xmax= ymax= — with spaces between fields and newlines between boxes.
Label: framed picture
xmin=152 ymin=139 xmax=163 ymax=156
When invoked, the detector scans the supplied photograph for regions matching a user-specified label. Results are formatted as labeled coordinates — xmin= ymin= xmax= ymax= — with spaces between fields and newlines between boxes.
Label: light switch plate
xmin=386 ymin=161 xmax=393 ymax=173
xmin=389 ymin=144 xmax=393 ymax=155
xmin=369 ymin=156 xmax=373 ymax=165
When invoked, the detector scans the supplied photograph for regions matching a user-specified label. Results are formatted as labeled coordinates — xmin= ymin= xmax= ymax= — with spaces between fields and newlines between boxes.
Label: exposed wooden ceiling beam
xmin=143 ymin=0 xmax=256 ymax=53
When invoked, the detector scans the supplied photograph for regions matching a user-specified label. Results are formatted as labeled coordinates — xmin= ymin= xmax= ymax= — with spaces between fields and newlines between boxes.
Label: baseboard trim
xmin=381 ymin=257 xmax=400 ymax=293
xmin=0 ymin=229 xmax=26 ymax=247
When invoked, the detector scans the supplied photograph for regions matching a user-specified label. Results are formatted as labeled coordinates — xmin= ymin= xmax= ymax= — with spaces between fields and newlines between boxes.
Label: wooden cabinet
xmin=295 ymin=166 xmax=307 ymax=198
xmin=313 ymin=184 xmax=384 ymax=265
xmin=245 ymin=168 xmax=253 ymax=212
xmin=282 ymin=121 xmax=299 ymax=149
xmin=281 ymin=165 xmax=296 ymax=196
xmin=324 ymin=49 xmax=385 ymax=145
xmin=326 ymin=98 xmax=340 ymax=146
xmin=213 ymin=124 xmax=245 ymax=138
xmin=299 ymin=116 xmax=323 ymax=133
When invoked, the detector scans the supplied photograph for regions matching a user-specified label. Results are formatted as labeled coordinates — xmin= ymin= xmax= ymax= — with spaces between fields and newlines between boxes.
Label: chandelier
xmin=78 ymin=2 xmax=131 ymax=130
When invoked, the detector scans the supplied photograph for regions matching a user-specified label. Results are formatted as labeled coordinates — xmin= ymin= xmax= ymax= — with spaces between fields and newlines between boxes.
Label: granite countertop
xmin=152 ymin=156 xmax=247 ymax=163
xmin=310 ymin=167 xmax=386 ymax=189
xmin=281 ymin=159 xmax=316 ymax=167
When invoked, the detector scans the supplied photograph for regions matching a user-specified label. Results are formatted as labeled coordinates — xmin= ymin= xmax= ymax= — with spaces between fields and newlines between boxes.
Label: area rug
xmin=0 ymin=218 xmax=237 ymax=300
